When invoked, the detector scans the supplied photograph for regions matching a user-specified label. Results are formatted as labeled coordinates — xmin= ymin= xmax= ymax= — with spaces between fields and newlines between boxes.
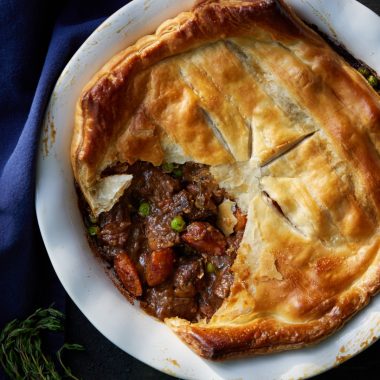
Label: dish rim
xmin=36 ymin=1 xmax=380 ymax=379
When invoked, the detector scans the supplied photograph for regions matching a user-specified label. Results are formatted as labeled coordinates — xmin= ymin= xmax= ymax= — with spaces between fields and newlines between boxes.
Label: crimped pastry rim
xmin=71 ymin=0 xmax=380 ymax=361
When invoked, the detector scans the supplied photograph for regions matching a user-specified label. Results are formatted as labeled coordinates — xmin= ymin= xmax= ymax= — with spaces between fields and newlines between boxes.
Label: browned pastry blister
xmin=71 ymin=0 xmax=380 ymax=359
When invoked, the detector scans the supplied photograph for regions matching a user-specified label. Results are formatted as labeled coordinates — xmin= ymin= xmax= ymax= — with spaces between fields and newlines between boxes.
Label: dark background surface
xmin=62 ymin=1 xmax=380 ymax=379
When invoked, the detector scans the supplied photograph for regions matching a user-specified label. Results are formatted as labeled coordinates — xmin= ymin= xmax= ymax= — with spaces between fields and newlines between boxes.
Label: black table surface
xmin=64 ymin=1 xmax=380 ymax=379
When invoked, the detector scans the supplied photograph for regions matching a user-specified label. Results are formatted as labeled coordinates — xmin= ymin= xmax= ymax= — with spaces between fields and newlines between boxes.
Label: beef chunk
xmin=181 ymin=222 xmax=227 ymax=256
xmin=145 ymin=203 xmax=180 ymax=250
xmin=128 ymin=162 xmax=180 ymax=202
xmin=172 ymin=190 xmax=217 ymax=221
xmin=213 ymin=268 xmax=234 ymax=299
xmin=98 ymin=196 xmax=131 ymax=251
xmin=183 ymin=163 xmax=225 ymax=205
xmin=143 ymin=286 xmax=198 ymax=321
xmin=173 ymin=257 xmax=204 ymax=298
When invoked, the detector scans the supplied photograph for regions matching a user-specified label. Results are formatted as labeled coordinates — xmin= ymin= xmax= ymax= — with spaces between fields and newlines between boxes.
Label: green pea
xmin=173 ymin=168 xmax=183 ymax=178
xmin=170 ymin=215 xmax=186 ymax=232
xmin=138 ymin=202 xmax=150 ymax=217
xmin=162 ymin=162 xmax=174 ymax=173
xmin=206 ymin=262 xmax=216 ymax=273
xmin=88 ymin=225 xmax=99 ymax=236
xmin=358 ymin=67 xmax=370 ymax=77
xmin=368 ymin=75 xmax=378 ymax=88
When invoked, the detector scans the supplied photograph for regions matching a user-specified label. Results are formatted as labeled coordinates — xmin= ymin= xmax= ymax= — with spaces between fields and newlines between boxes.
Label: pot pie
xmin=71 ymin=0 xmax=380 ymax=359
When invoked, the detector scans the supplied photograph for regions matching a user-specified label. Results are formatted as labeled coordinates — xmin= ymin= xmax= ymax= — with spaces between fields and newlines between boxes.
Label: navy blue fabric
xmin=0 ymin=0 xmax=127 ymax=377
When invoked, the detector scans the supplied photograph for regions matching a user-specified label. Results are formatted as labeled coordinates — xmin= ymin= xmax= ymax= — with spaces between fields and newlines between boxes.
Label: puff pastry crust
xmin=71 ymin=0 xmax=380 ymax=359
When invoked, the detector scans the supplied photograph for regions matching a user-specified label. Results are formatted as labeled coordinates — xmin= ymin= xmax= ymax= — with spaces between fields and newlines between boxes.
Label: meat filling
xmin=79 ymin=162 xmax=246 ymax=322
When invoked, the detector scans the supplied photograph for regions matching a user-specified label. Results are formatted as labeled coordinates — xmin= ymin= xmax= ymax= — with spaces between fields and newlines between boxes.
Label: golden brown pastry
xmin=71 ymin=0 xmax=380 ymax=359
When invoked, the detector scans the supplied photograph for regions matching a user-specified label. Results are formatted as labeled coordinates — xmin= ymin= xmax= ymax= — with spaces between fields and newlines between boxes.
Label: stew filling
xmin=79 ymin=162 xmax=246 ymax=322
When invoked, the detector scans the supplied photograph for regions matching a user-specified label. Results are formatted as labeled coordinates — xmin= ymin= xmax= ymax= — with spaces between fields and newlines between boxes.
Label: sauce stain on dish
xmin=116 ymin=18 xmax=136 ymax=34
xmin=335 ymin=316 xmax=380 ymax=366
xmin=359 ymin=335 xmax=378 ymax=350
xmin=335 ymin=353 xmax=352 ymax=366
xmin=165 ymin=358 xmax=180 ymax=368
xmin=144 ymin=0 xmax=152 ymax=11
xmin=97 ymin=21 xmax=113 ymax=32
xmin=302 ymin=0 xmax=337 ymax=39
xmin=42 ymin=110 xmax=56 ymax=157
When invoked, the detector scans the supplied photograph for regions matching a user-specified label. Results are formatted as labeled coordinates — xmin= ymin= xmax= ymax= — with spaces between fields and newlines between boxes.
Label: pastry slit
xmin=179 ymin=52 xmax=253 ymax=158
xmin=249 ymin=40 xmax=380 ymax=216
xmin=184 ymin=39 xmax=318 ymax=165
xmin=261 ymin=130 xmax=317 ymax=167
xmin=265 ymin=131 xmax=373 ymax=243
xmin=178 ymin=64 xmax=250 ymax=161
xmin=225 ymin=39 xmax=318 ymax=133
xmin=261 ymin=191 xmax=307 ymax=237
xmin=199 ymin=107 xmax=234 ymax=158
xmin=260 ymin=174 xmax=348 ymax=245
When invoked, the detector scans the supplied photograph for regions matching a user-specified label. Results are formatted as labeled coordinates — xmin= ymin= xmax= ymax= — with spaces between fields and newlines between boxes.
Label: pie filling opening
xmin=78 ymin=161 xmax=247 ymax=322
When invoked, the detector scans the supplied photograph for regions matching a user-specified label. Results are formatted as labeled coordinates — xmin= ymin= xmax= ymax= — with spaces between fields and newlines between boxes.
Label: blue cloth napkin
xmin=0 ymin=0 xmax=127 ymax=377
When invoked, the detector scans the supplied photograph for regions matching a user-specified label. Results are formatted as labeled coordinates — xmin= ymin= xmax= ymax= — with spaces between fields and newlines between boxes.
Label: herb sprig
xmin=0 ymin=307 xmax=83 ymax=380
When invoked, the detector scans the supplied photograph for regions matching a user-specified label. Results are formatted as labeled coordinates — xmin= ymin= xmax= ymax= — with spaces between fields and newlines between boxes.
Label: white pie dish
xmin=36 ymin=1 xmax=380 ymax=379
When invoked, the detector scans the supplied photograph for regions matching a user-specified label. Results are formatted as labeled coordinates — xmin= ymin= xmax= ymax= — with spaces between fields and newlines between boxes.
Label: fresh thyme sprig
xmin=0 ymin=307 xmax=84 ymax=380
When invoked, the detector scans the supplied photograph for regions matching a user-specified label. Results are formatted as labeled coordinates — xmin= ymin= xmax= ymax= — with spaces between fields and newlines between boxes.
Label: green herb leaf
xmin=57 ymin=343 xmax=84 ymax=380
xmin=0 ymin=306 xmax=84 ymax=380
